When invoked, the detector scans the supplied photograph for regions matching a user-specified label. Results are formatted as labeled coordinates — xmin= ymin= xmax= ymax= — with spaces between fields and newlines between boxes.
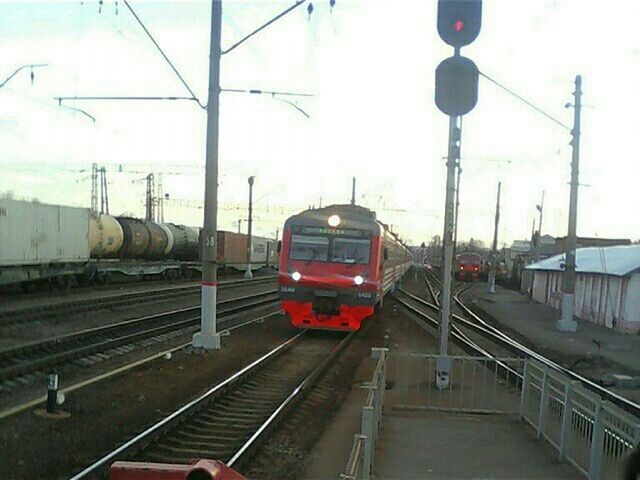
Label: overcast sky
xmin=1 ymin=0 xmax=638 ymax=246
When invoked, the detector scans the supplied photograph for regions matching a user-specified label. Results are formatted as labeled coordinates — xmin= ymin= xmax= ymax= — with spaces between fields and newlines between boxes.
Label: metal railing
xmin=521 ymin=359 xmax=640 ymax=479
xmin=388 ymin=353 xmax=525 ymax=414
xmin=340 ymin=347 xmax=388 ymax=480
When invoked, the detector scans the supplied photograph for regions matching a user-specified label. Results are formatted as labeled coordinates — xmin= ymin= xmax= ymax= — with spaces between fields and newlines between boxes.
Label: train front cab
xmin=278 ymin=214 xmax=411 ymax=331
xmin=278 ymin=226 xmax=382 ymax=331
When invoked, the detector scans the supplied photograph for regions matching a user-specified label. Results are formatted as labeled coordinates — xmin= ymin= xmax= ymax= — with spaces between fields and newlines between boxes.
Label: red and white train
xmin=278 ymin=204 xmax=411 ymax=331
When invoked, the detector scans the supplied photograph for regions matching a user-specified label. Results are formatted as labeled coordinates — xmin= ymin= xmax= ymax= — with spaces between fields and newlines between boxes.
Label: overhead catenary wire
xmin=222 ymin=0 xmax=307 ymax=55
xmin=122 ymin=0 xmax=205 ymax=109
xmin=479 ymin=71 xmax=571 ymax=131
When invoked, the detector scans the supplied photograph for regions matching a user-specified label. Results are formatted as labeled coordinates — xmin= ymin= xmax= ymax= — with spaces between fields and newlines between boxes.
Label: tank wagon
xmin=0 ymin=198 xmax=277 ymax=290
xmin=278 ymin=204 xmax=411 ymax=331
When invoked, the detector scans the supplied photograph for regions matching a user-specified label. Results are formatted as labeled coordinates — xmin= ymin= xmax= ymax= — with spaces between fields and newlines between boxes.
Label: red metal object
xmin=109 ymin=459 xmax=247 ymax=480
xmin=282 ymin=299 xmax=373 ymax=330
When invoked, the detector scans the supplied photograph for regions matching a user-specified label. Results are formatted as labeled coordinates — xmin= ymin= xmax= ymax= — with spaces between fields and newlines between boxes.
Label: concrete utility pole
xmin=436 ymin=115 xmax=461 ymax=391
xmin=245 ymin=176 xmax=255 ymax=279
xmin=487 ymin=181 xmax=501 ymax=294
xmin=558 ymin=75 xmax=582 ymax=333
xmin=193 ymin=0 xmax=222 ymax=350
xmin=350 ymin=177 xmax=356 ymax=205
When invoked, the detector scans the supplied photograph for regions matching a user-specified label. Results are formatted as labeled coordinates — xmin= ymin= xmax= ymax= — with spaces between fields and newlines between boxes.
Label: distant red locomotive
xmin=278 ymin=205 xmax=411 ymax=331
xmin=455 ymin=252 xmax=483 ymax=281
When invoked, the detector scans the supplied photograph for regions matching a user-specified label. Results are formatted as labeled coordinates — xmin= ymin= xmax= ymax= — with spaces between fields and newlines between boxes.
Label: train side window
xmin=383 ymin=248 xmax=389 ymax=261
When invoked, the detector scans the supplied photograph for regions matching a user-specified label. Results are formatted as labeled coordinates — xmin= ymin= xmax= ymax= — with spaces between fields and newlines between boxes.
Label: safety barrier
xmin=387 ymin=353 xmax=525 ymax=414
xmin=520 ymin=359 xmax=640 ymax=479
xmin=340 ymin=347 xmax=388 ymax=480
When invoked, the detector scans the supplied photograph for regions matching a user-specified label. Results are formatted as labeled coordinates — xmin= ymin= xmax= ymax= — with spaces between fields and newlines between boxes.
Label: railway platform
xmin=302 ymin=305 xmax=579 ymax=479
xmin=462 ymin=283 xmax=640 ymax=376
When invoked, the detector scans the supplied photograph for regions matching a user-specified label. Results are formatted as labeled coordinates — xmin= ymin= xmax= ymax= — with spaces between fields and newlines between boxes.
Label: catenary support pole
xmin=488 ymin=181 xmax=501 ymax=294
xmin=436 ymin=114 xmax=460 ymax=390
xmin=193 ymin=0 xmax=222 ymax=350
xmin=558 ymin=75 xmax=582 ymax=333
xmin=245 ymin=176 xmax=254 ymax=279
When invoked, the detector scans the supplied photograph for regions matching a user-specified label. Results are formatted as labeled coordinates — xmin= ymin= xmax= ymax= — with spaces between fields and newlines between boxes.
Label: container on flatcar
xmin=251 ymin=235 xmax=279 ymax=268
xmin=88 ymin=213 xmax=124 ymax=258
xmin=116 ymin=217 xmax=150 ymax=258
xmin=216 ymin=231 xmax=247 ymax=268
xmin=0 ymin=198 xmax=90 ymax=266
xmin=143 ymin=221 xmax=169 ymax=260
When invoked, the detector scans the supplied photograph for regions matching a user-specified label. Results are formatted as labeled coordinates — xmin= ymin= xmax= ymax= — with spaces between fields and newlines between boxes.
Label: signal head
xmin=437 ymin=0 xmax=482 ymax=48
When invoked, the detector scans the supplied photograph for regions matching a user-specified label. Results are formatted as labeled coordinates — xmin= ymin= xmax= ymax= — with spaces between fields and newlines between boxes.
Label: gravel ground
xmin=0 ymin=281 xmax=277 ymax=351
xmin=0 ymin=269 xmax=275 ymax=313
xmin=0 ymin=314 xmax=296 ymax=480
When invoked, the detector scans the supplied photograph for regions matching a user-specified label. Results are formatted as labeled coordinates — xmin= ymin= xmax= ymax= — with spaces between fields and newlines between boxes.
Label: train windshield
xmin=289 ymin=235 xmax=329 ymax=261
xmin=331 ymin=238 xmax=370 ymax=264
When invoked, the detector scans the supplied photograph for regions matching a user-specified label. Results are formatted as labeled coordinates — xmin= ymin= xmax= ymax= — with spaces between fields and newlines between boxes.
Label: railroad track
xmin=68 ymin=330 xmax=355 ymax=480
xmin=0 ymin=289 xmax=279 ymax=388
xmin=398 ymin=271 xmax=640 ymax=417
xmin=0 ymin=276 xmax=275 ymax=326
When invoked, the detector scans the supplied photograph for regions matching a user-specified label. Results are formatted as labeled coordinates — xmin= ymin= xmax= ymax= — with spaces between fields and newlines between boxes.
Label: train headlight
xmin=328 ymin=214 xmax=341 ymax=227
xmin=291 ymin=271 xmax=302 ymax=282
xmin=353 ymin=275 xmax=364 ymax=286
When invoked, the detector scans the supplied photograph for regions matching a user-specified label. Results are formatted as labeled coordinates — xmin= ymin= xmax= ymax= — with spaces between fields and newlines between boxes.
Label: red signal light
xmin=454 ymin=19 xmax=464 ymax=31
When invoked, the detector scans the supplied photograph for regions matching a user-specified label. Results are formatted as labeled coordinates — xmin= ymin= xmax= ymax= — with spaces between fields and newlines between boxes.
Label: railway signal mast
xmin=434 ymin=0 xmax=482 ymax=390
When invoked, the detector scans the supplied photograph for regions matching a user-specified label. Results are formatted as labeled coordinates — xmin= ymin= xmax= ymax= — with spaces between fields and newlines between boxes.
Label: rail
xmin=340 ymin=347 xmax=388 ymax=480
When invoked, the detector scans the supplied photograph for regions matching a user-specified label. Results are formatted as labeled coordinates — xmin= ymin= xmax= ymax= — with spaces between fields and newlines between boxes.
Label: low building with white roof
xmin=525 ymin=245 xmax=640 ymax=334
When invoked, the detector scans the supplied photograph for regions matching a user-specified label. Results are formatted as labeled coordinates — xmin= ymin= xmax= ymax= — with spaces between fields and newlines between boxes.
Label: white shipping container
xmin=0 ymin=198 xmax=90 ymax=266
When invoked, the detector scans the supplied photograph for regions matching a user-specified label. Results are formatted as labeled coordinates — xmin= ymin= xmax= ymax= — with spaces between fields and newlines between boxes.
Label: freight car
xmin=278 ymin=204 xmax=411 ymax=331
xmin=0 ymin=198 xmax=276 ymax=290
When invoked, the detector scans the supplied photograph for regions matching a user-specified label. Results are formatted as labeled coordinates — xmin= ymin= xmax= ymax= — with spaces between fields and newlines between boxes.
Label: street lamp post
xmin=245 ymin=176 xmax=255 ymax=279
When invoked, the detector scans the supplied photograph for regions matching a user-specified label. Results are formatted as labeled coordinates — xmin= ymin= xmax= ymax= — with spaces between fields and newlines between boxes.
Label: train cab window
xmin=289 ymin=235 xmax=329 ymax=261
xmin=331 ymin=238 xmax=370 ymax=264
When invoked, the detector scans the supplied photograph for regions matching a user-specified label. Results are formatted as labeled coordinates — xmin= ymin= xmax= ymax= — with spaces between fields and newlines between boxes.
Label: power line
xmin=479 ymin=71 xmax=571 ymax=131
xmin=222 ymin=0 xmax=307 ymax=55
xmin=221 ymin=88 xmax=313 ymax=97
xmin=122 ymin=0 xmax=205 ymax=109
xmin=55 ymin=96 xmax=197 ymax=102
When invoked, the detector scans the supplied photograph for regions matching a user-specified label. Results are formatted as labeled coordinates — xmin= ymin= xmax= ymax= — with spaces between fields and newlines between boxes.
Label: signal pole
xmin=453 ymin=160 xmax=462 ymax=258
xmin=245 ymin=176 xmax=255 ymax=279
xmin=558 ymin=75 xmax=582 ymax=333
xmin=487 ymin=181 xmax=501 ymax=294
xmin=436 ymin=115 xmax=460 ymax=390
xmin=434 ymin=0 xmax=483 ymax=391
xmin=193 ymin=0 xmax=222 ymax=350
